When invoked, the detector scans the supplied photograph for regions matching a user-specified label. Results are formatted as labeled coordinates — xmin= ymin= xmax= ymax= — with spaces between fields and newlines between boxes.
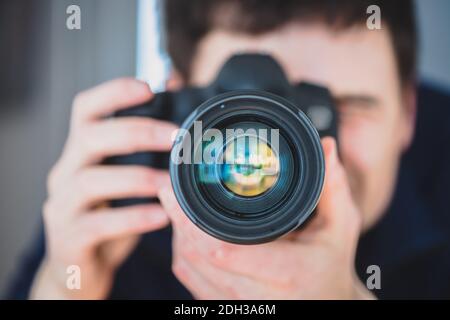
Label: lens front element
xmin=220 ymin=137 xmax=280 ymax=197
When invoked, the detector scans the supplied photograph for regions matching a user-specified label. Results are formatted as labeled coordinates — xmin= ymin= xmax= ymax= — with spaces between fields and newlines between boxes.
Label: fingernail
xmin=156 ymin=127 xmax=177 ymax=144
xmin=158 ymin=187 xmax=173 ymax=207
xmin=134 ymin=81 xmax=151 ymax=95
xmin=322 ymin=138 xmax=336 ymax=162
xmin=329 ymin=139 xmax=337 ymax=165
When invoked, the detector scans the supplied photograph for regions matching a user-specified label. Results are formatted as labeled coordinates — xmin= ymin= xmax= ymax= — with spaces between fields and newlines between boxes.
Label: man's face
xmin=185 ymin=23 xmax=415 ymax=230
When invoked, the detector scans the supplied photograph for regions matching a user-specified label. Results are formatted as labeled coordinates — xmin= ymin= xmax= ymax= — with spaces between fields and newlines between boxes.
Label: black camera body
xmin=109 ymin=54 xmax=338 ymax=244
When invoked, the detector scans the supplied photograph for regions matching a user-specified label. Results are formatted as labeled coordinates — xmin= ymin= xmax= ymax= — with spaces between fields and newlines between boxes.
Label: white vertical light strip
xmin=136 ymin=0 xmax=171 ymax=92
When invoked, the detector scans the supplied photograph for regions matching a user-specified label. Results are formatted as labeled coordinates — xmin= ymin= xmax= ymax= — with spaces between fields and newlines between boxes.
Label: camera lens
xmin=170 ymin=90 xmax=324 ymax=244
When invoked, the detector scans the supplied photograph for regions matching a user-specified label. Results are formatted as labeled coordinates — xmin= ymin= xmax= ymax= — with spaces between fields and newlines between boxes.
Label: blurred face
xmin=183 ymin=23 xmax=416 ymax=231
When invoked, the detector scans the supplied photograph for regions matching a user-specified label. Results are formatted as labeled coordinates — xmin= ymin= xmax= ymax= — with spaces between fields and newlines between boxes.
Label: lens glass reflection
xmin=220 ymin=136 xmax=279 ymax=197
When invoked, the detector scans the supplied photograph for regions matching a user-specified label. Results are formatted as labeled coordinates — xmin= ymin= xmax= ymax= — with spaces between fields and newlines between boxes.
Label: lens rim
xmin=170 ymin=90 xmax=325 ymax=244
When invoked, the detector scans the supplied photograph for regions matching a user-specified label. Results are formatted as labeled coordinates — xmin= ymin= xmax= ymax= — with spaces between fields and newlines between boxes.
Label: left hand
xmin=158 ymin=137 xmax=374 ymax=299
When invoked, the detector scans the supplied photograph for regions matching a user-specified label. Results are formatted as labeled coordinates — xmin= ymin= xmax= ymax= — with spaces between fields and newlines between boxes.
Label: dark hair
xmin=163 ymin=0 xmax=417 ymax=86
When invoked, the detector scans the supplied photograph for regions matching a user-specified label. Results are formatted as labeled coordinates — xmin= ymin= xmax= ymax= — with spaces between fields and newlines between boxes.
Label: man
xmin=5 ymin=0 xmax=450 ymax=299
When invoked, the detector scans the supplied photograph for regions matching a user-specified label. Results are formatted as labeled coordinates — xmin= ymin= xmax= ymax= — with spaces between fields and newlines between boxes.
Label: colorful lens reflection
xmin=220 ymin=137 xmax=280 ymax=197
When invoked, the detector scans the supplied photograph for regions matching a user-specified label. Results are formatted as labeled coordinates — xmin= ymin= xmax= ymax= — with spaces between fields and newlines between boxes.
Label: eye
xmin=334 ymin=96 xmax=379 ymax=118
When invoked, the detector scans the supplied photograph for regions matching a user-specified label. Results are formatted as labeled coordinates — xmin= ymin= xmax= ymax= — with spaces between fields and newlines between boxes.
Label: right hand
xmin=30 ymin=78 xmax=178 ymax=299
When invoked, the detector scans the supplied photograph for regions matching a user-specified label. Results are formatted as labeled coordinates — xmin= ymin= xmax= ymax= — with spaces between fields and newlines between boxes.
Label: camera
xmin=108 ymin=54 xmax=338 ymax=244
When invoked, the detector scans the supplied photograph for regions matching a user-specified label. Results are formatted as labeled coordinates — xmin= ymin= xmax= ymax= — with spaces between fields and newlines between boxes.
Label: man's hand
xmin=31 ymin=78 xmax=177 ymax=299
xmin=159 ymin=137 xmax=374 ymax=299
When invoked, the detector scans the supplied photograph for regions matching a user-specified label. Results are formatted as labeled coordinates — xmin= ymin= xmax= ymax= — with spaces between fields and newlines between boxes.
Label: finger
xmin=172 ymin=255 xmax=226 ymax=299
xmin=172 ymin=233 xmax=225 ymax=299
xmin=204 ymin=240 xmax=301 ymax=286
xmin=62 ymin=117 xmax=177 ymax=169
xmin=55 ymin=166 xmax=169 ymax=213
xmin=71 ymin=78 xmax=152 ymax=125
xmin=98 ymin=235 xmax=141 ymax=269
xmin=174 ymin=237 xmax=278 ymax=299
xmin=157 ymin=175 xmax=193 ymax=228
xmin=77 ymin=204 xmax=169 ymax=246
xmin=177 ymin=254 xmax=271 ymax=299
xmin=170 ymin=216 xmax=297 ymax=287
xmin=316 ymin=137 xmax=361 ymax=237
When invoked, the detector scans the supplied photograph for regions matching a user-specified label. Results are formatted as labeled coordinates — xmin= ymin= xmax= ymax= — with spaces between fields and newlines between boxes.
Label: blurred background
xmin=0 ymin=0 xmax=449 ymax=293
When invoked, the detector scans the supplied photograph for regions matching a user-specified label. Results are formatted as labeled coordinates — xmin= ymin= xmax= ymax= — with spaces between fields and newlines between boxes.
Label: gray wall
xmin=0 ymin=0 xmax=449 ymax=294
xmin=0 ymin=0 xmax=137 ymax=294
xmin=417 ymin=0 xmax=450 ymax=88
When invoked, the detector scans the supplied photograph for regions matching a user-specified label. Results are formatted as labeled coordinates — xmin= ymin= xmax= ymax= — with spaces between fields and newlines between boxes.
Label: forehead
xmin=275 ymin=23 xmax=400 ymax=97
xmin=192 ymin=23 xmax=400 ymax=98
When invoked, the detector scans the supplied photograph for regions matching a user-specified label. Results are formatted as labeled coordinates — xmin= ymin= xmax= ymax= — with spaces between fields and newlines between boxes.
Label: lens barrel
xmin=170 ymin=90 xmax=325 ymax=244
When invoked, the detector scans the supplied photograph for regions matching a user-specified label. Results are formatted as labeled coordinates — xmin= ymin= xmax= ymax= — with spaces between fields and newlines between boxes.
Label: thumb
xmin=316 ymin=137 xmax=361 ymax=239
